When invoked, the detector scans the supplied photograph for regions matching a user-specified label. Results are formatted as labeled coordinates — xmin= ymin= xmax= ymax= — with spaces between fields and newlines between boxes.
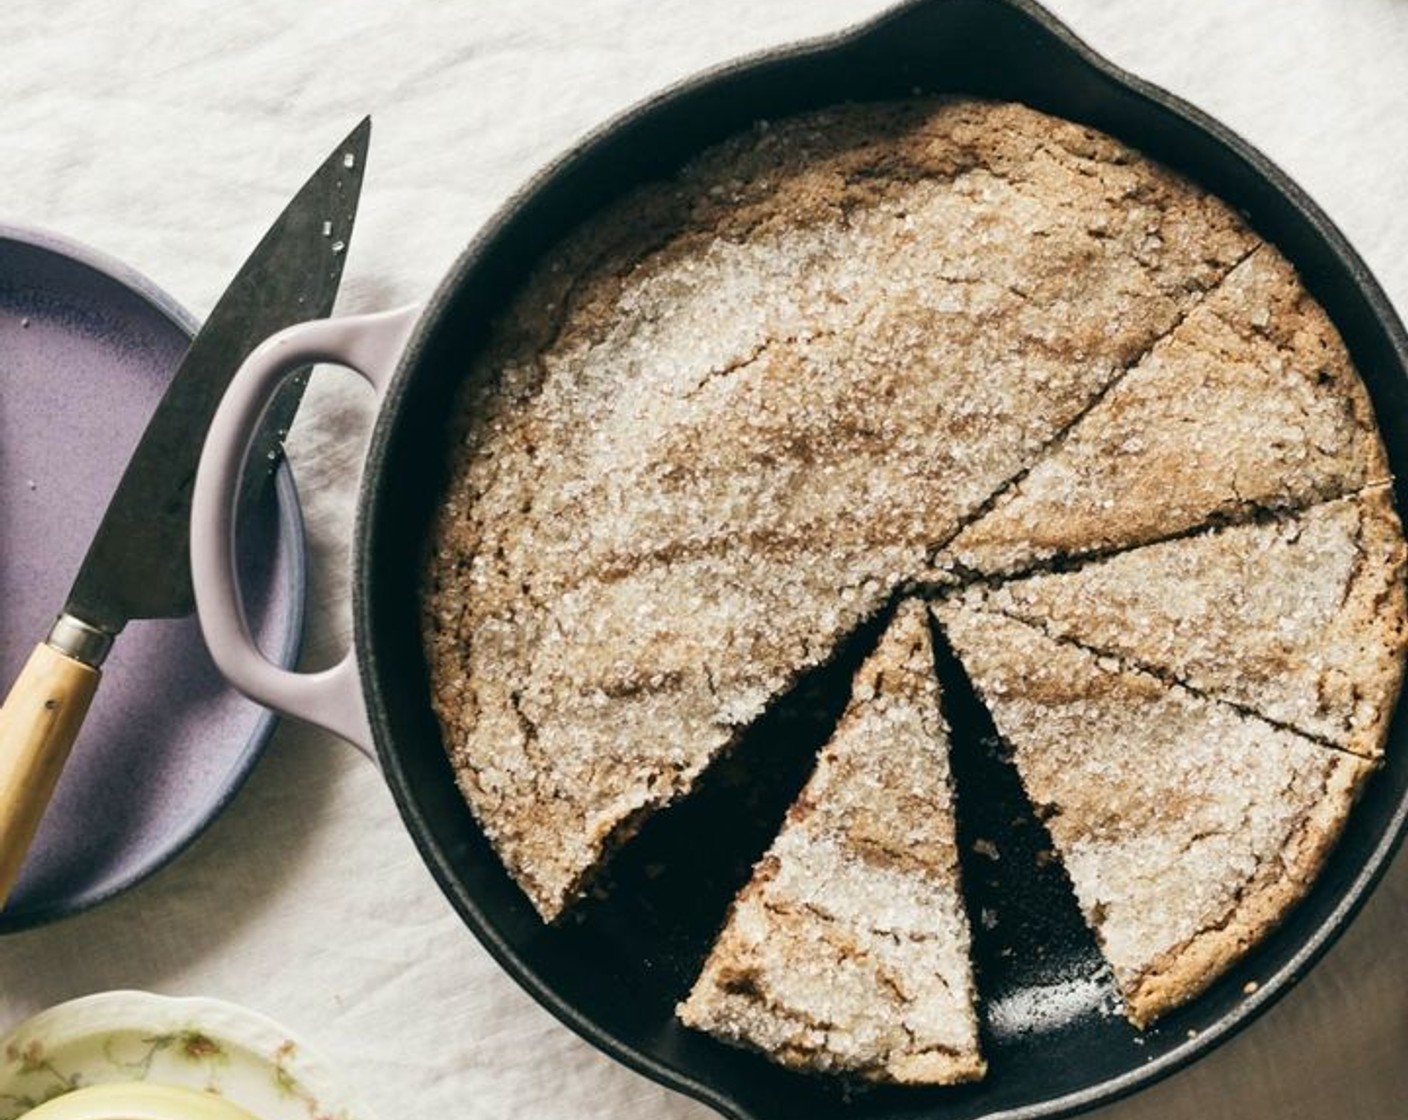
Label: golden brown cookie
xmin=961 ymin=488 xmax=1407 ymax=758
xmin=423 ymin=98 xmax=1256 ymax=919
xmin=935 ymin=601 xmax=1370 ymax=1028
xmin=939 ymin=246 xmax=1391 ymax=579
xmin=678 ymin=603 xmax=984 ymax=1083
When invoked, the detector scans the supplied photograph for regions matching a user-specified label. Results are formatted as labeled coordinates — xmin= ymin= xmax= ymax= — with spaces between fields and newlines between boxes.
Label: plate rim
xmin=0 ymin=222 xmax=308 ymax=933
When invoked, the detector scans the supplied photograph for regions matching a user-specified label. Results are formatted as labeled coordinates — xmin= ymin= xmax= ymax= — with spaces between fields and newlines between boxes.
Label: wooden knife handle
xmin=0 ymin=643 xmax=101 ymax=907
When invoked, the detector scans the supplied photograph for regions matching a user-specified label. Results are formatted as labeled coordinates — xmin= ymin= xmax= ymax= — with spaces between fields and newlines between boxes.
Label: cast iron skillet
xmin=190 ymin=1 xmax=1408 ymax=1117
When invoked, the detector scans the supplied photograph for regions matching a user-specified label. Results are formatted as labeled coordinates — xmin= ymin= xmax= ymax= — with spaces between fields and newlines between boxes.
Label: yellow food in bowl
xmin=20 ymin=1082 xmax=259 ymax=1120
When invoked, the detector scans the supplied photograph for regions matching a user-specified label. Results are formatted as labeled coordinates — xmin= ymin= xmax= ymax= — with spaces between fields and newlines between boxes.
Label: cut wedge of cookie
xmin=965 ymin=487 xmax=1408 ymax=759
xmin=678 ymin=602 xmax=984 ymax=1084
xmin=938 ymin=245 xmax=1392 ymax=579
xmin=934 ymin=601 xmax=1371 ymax=1028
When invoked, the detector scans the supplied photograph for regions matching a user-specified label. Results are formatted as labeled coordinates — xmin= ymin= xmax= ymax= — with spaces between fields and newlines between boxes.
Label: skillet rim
xmin=354 ymin=2 xmax=1408 ymax=1117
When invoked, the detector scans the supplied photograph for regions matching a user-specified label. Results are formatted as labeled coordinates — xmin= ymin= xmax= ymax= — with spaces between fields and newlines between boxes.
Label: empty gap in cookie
xmin=977 ymin=604 xmax=1371 ymax=763
xmin=565 ymin=594 xmax=904 ymax=996
xmin=936 ymin=502 xmax=1293 ymax=590
xmin=912 ymin=478 xmax=1396 ymax=596
xmin=927 ymin=612 xmax=1126 ymax=1055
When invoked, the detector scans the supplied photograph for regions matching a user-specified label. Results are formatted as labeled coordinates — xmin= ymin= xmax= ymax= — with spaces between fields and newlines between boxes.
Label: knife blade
xmin=0 ymin=117 xmax=371 ymax=906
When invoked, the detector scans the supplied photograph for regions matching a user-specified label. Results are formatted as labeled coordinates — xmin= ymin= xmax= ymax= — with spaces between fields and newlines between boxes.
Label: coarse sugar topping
xmin=935 ymin=601 xmax=1370 ymax=1026
xmin=940 ymin=245 xmax=1391 ymax=578
xmin=422 ymin=97 xmax=1258 ymax=919
xmin=967 ymin=487 xmax=1408 ymax=756
xmin=678 ymin=602 xmax=985 ymax=1083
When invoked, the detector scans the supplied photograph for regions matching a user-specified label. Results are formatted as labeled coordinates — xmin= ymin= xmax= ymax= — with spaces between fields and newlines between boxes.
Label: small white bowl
xmin=0 ymin=992 xmax=376 ymax=1120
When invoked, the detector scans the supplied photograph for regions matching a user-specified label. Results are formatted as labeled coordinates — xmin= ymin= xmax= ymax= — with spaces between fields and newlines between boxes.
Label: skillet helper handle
xmin=191 ymin=306 xmax=419 ymax=757
xmin=0 ymin=641 xmax=100 ymax=906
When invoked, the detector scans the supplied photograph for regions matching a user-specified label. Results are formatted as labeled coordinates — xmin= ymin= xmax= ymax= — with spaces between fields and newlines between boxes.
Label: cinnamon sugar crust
xmin=421 ymin=93 xmax=1403 ymax=1042
xmin=939 ymin=245 xmax=1392 ymax=578
xmin=965 ymin=487 xmax=1408 ymax=758
xmin=423 ymin=97 xmax=1257 ymax=920
xmin=935 ymin=602 xmax=1372 ymax=1028
xmin=677 ymin=603 xmax=984 ymax=1083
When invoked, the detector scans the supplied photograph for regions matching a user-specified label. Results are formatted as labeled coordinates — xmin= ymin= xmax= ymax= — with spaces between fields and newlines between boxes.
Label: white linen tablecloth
xmin=2 ymin=2 xmax=1405 ymax=1117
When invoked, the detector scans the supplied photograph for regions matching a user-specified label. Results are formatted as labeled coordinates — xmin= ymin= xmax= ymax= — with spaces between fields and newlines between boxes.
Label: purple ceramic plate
xmin=0 ymin=224 xmax=305 ymax=933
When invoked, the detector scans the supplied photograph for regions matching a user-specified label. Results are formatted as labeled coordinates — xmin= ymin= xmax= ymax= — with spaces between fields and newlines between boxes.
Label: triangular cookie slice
xmin=939 ymin=245 xmax=1391 ymax=578
xmin=678 ymin=602 xmax=984 ymax=1084
xmin=934 ymin=601 xmax=1371 ymax=1028
xmin=966 ymin=488 xmax=1407 ymax=758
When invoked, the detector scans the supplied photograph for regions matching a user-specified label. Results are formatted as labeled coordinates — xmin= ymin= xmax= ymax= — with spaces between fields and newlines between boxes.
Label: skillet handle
xmin=191 ymin=306 xmax=420 ymax=757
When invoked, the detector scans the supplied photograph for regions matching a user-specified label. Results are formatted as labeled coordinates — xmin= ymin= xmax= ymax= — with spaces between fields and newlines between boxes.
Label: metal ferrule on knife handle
xmin=46 ymin=613 xmax=117 ymax=668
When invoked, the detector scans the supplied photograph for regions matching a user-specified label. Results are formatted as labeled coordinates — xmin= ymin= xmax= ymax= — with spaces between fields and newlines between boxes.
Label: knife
xmin=0 ymin=117 xmax=371 ymax=907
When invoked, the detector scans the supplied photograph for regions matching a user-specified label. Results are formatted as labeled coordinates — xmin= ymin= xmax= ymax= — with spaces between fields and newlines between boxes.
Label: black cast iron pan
xmin=189 ymin=1 xmax=1408 ymax=1117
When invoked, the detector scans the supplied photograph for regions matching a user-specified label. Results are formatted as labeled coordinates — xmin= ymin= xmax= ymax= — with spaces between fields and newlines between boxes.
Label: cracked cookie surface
xmin=934 ymin=602 xmax=1371 ymax=1028
xmin=677 ymin=602 xmax=983 ymax=1084
xmin=422 ymin=97 xmax=1257 ymax=920
xmin=938 ymin=245 xmax=1391 ymax=579
xmin=958 ymin=487 xmax=1408 ymax=758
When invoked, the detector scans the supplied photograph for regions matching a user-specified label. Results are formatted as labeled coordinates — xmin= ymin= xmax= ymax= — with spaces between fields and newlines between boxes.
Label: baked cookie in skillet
xmin=678 ymin=602 xmax=984 ymax=1084
xmin=934 ymin=601 xmax=1371 ymax=1028
xmin=422 ymin=98 xmax=1256 ymax=920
